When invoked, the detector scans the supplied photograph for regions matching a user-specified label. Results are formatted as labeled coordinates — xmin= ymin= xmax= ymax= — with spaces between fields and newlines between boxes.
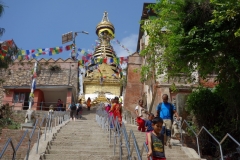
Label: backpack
xmin=77 ymin=104 xmax=82 ymax=112
xmin=71 ymin=104 xmax=77 ymax=111
xmin=157 ymin=102 xmax=174 ymax=122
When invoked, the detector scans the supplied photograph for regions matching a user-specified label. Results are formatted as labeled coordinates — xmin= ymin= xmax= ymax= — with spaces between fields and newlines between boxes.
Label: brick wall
xmin=124 ymin=53 xmax=143 ymax=113
xmin=199 ymin=77 xmax=218 ymax=88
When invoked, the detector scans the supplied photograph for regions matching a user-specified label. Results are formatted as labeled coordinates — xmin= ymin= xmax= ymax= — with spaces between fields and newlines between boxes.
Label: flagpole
xmin=24 ymin=62 xmax=37 ymax=125
xmin=70 ymin=31 xmax=88 ymax=96
xmin=29 ymin=62 xmax=37 ymax=110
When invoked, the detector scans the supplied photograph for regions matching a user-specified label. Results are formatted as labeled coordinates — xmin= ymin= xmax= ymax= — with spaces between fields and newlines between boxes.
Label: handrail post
xmin=119 ymin=130 xmax=122 ymax=160
xmin=44 ymin=114 xmax=50 ymax=141
xmin=11 ymin=140 xmax=16 ymax=160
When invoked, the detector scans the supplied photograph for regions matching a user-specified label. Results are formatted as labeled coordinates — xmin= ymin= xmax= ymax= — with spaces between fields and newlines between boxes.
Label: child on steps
xmin=147 ymin=117 xmax=166 ymax=160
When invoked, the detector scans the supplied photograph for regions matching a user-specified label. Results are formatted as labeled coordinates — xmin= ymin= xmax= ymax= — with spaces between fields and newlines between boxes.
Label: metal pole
xmin=40 ymin=101 xmax=43 ymax=111
xmin=29 ymin=62 xmax=37 ymax=110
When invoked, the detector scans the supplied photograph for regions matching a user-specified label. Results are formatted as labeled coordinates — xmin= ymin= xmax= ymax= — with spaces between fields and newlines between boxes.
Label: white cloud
xmin=112 ymin=34 xmax=138 ymax=57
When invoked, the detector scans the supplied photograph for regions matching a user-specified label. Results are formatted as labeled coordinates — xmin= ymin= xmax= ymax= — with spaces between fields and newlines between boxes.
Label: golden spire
xmin=96 ymin=11 xmax=115 ymax=38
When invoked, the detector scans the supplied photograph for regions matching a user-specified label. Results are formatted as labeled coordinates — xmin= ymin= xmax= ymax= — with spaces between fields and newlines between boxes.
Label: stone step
xmin=53 ymin=136 xmax=109 ymax=141
xmin=48 ymin=149 xmax=115 ymax=155
xmin=44 ymin=154 xmax=128 ymax=160
xmin=49 ymin=145 xmax=186 ymax=156
xmin=51 ymin=138 xmax=109 ymax=143
xmin=50 ymin=141 xmax=113 ymax=146
xmin=59 ymin=127 xmax=103 ymax=130
xmin=56 ymin=130 xmax=106 ymax=134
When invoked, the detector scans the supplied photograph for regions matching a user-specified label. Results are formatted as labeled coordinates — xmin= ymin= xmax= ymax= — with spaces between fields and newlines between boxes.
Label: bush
xmin=186 ymin=87 xmax=227 ymax=138
xmin=0 ymin=103 xmax=21 ymax=129
xmin=186 ymin=86 xmax=240 ymax=157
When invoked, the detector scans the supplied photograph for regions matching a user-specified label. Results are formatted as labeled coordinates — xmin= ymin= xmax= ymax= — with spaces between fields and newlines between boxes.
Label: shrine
xmin=83 ymin=11 xmax=122 ymax=101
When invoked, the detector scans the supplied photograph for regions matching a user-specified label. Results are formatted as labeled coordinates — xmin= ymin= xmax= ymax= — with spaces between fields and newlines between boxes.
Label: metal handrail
xmin=15 ymin=130 xmax=28 ymax=151
xmin=143 ymin=142 xmax=152 ymax=160
xmin=220 ymin=133 xmax=240 ymax=146
xmin=180 ymin=119 xmax=200 ymax=157
xmin=95 ymin=104 xmax=150 ymax=160
xmin=0 ymin=138 xmax=16 ymax=160
xmin=179 ymin=119 xmax=240 ymax=160
xmin=26 ymin=119 xmax=39 ymax=160
xmin=0 ymin=111 xmax=70 ymax=160
xmin=44 ymin=114 xmax=50 ymax=141
xmin=130 ymin=130 xmax=142 ymax=160
xmin=198 ymin=126 xmax=223 ymax=160
xmin=121 ymin=123 xmax=131 ymax=160
xmin=36 ymin=114 xmax=47 ymax=153
xmin=2 ymin=100 xmax=71 ymax=111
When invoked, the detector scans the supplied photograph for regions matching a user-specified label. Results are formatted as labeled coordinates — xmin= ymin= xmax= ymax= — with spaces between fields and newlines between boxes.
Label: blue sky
xmin=0 ymin=0 xmax=155 ymax=60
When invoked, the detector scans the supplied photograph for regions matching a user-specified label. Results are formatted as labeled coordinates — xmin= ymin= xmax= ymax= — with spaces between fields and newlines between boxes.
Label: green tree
xmin=186 ymin=87 xmax=240 ymax=155
xmin=141 ymin=0 xmax=240 ymax=85
xmin=141 ymin=0 xmax=240 ymax=154
xmin=0 ymin=2 xmax=5 ymax=36
xmin=0 ymin=2 xmax=17 ymax=69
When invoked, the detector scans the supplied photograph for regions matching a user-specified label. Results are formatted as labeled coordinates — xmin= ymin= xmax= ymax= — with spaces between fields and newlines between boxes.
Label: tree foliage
xmin=141 ymin=1 xmax=240 ymax=155
xmin=141 ymin=0 xmax=240 ymax=84
xmin=0 ymin=2 xmax=17 ymax=69
xmin=186 ymin=87 xmax=240 ymax=138
xmin=0 ymin=2 xmax=5 ymax=36
xmin=186 ymin=86 xmax=240 ymax=155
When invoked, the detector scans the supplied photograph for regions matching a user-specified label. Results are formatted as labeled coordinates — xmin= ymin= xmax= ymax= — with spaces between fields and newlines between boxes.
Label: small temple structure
xmin=83 ymin=11 xmax=122 ymax=102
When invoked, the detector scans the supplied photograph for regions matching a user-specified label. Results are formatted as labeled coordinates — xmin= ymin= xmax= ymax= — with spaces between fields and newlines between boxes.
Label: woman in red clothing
xmin=109 ymin=97 xmax=122 ymax=125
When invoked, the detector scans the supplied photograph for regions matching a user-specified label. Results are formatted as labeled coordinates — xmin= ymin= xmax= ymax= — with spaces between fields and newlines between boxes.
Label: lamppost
xmin=62 ymin=31 xmax=89 ymax=60
xmin=62 ymin=31 xmax=88 ymax=98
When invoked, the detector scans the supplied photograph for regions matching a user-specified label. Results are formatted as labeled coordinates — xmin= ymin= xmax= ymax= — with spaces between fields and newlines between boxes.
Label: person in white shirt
xmin=135 ymin=99 xmax=148 ymax=132
xmin=76 ymin=99 xmax=83 ymax=119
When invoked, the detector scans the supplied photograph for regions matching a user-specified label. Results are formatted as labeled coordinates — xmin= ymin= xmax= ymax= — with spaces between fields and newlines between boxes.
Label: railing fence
xmin=0 ymin=111 xmax=70 ymax=160
xmin=96 ymin=104 xmax=151 ymax=160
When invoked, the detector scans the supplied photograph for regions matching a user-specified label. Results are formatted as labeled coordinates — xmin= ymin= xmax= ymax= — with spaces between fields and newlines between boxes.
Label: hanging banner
xmin=112 ymin=39 xmax=131 ymax=54
xmin=17 ymin=43 xmax=91 ymax=60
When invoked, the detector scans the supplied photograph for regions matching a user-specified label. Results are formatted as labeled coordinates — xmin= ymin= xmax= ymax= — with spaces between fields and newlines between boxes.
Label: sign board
xmin=62 ymin=32 xmax=73 ymax=44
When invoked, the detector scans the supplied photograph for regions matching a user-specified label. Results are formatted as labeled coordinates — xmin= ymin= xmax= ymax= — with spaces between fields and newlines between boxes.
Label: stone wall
xmin=0 ymin=58 xmax=78 ymax=106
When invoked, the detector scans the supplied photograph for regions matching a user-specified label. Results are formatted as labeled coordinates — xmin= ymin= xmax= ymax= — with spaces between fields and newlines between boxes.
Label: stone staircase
xmin=41 ymin=106 xmax=205 ymax=160
xmin=42 ymin=107 xmax=122 ymax=160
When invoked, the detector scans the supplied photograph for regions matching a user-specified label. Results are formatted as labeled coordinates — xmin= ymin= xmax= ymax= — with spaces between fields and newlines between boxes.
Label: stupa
xmin=83 ymin=11 xmax=122 ymax=99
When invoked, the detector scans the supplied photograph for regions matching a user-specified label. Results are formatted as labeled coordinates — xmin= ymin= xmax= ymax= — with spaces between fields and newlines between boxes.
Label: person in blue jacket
xmin=156 ymin=94 xmax=180 ymax=148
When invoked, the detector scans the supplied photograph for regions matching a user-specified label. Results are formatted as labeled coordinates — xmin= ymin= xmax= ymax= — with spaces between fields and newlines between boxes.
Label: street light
xmin=62 ymin=30 xmax=89 ymax=60
xmin=61 ymin=30 xmax=89 ymax=96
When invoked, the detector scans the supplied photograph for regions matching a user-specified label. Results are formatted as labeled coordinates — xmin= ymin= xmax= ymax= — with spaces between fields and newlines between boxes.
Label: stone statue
xmin=25 ymin=109 xmax=35 ymax=123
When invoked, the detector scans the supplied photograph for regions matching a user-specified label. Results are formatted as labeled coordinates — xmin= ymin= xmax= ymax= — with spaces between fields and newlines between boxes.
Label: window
xmin=13 ymin=92 xmax=27 ymax=103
